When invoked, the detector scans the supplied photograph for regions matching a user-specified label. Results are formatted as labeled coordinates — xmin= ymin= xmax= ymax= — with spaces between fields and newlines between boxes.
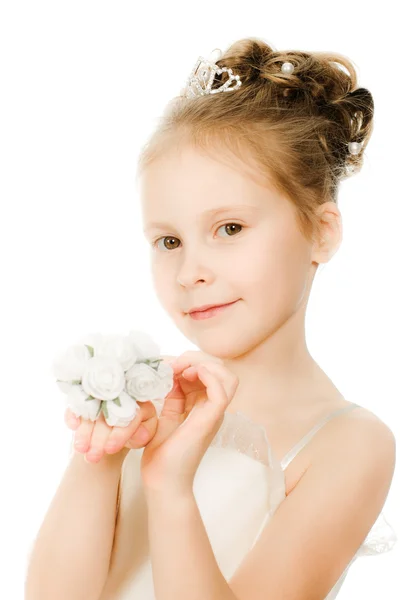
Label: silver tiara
xmin=181 ymin=48 xmax=362 ymax=156
xmin=181 ymin=49 xmax=242 ymax=99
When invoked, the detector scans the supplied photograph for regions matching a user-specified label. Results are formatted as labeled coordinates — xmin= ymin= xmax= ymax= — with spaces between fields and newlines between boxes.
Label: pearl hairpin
xmin=281 ymin=61 xmax=295 ymax=74
xmin=348 ymin=141 xmax=362 ymax=155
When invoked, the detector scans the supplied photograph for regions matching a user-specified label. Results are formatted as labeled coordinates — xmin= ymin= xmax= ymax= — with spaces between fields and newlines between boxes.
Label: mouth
xmin=187 ymin=299 xmax=239 ymax=320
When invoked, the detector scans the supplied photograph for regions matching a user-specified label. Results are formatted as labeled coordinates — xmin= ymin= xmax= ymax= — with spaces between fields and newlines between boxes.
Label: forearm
xmin=25 ymin=447 xmax=129 ymax=600
xmin=145 ymin=490 xmax=239 ymax=600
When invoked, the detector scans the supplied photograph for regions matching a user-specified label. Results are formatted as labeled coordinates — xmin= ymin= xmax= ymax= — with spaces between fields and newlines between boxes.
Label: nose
xmin=176 ymin=247 xmax=215 ymax=287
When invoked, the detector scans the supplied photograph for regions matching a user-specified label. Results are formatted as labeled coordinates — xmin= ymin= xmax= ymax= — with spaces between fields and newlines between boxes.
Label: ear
xmin=311 ymin=201 xmax=343 ymax=264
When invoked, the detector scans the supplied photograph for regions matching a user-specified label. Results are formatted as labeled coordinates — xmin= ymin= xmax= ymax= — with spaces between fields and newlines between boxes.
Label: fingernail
xmin=184 ymin=366 xmax=196 ymax=376
xmin=88 ymin=448 xmax=101 ymax=459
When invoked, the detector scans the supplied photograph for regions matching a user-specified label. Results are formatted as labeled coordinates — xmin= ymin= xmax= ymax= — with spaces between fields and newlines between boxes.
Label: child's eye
xmin=152 ymin=223 xmax=243 ymax=252
xmin=216 ymin=223 xmax=243 ymax=238
xmin=152 ymin=236 xmax=181 ymax=251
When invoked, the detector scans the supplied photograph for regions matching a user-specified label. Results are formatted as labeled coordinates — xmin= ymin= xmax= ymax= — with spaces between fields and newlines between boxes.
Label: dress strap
xmin=280 ymin=402 xmax=360 ymax=472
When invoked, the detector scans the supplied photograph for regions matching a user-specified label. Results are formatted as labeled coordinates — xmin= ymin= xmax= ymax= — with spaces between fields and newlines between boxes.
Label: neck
xmin=222 ymin=316 xmax=339 ymax=424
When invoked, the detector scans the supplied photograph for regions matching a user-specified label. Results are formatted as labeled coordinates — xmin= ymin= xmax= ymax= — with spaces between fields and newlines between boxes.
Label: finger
xmin=196 ymin=365 xmax=230 ymax=412
xmin=159 ymin=372 xmax=187 ymax=417
xmin=73 ymin=417 xmax=96 ymax=453
xmin=104 ymin=400 xmax=156 ymax=454
xmin=125 ymin=412 xmax=158 ymax=449
xmin=173 ymin=359 xmax=238 ymax=412
xmin=153 ymin=377 xmax=190 ymax=446
xmin=164 ymin=365 xmax=204 ymax=415
xmin=85 ymin=412 xmax=113 ymax=463
xmin=64 ymin=407 xmax=81 ymax=430
xmin=135 ymin=399 xmax=159 ymax=422
xmin=181 ymin=366 xmax=198 ymax=379
xmin=170 ymin=352 xmax=224 ymax=385
xmin=172 ymin=355 xmax=225 ymax=376
xmin=193 ymin=362 xmax=238 ymax=411
xmin=197 ymin=361 xmax=239 ymax=400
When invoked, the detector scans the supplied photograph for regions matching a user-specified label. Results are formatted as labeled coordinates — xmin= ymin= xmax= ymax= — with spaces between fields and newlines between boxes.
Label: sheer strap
xmin=280 ymin=402 xmax=360 ymax=472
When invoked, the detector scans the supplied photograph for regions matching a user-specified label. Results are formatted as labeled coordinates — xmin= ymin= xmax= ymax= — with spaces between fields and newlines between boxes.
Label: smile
xmin=188 ymin=300 xmax=239 ymax=320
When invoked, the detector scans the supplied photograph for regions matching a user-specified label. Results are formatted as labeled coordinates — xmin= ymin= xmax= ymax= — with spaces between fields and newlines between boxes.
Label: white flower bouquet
xmin=52 ymin=330 xmax=174 ymax=428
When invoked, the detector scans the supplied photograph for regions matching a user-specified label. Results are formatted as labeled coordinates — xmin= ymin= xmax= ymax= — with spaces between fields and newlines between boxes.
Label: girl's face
xmin=139 ymin=144 xmax=318 ymax=359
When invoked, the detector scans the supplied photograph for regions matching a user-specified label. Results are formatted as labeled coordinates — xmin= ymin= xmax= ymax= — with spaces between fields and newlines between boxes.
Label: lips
xmin=187 ymin=300 xmax=238 ymax=314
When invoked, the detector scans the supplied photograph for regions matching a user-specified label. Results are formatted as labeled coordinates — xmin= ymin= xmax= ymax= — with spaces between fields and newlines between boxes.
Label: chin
xmin=188 ymin=334 xmax=254 ymax=361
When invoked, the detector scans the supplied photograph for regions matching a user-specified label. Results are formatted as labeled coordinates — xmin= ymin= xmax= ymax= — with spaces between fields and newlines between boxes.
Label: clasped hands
xmin=67 ymin=351 xmax=239 ymax=494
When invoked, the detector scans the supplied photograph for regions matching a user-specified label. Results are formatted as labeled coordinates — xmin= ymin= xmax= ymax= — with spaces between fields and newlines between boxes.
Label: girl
xmin=26 ymin=37 xmax=397 ymax=600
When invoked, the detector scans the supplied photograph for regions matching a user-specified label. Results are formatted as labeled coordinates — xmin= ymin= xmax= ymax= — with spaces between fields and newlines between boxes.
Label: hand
xmin=65 ymin=399 xmax=158 ymax=463
xmin=140 ymin=351 xmax=239 ymax=497
xmin=64 ymin=354 xmax=180 ymax=463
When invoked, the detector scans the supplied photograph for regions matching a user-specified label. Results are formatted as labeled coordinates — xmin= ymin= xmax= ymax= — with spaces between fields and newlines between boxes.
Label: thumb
xmin=148 ymin=374 xmax=188 ymax=448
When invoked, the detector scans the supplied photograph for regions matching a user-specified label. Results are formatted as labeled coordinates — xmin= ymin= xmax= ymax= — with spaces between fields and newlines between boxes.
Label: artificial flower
xmin=53 ymin=330 xmax=174 ymax=428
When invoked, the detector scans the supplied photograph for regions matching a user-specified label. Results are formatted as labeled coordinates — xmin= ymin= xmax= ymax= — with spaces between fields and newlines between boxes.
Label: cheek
xmin=236 ymin=230 xmax=310 ymax=313
xmin=151 ymin=260 xmax=174 ymax=307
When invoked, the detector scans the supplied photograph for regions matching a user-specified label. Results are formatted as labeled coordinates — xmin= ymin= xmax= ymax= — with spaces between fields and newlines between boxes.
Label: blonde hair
xmin=137 ymin=37 xmax=374 ymax=244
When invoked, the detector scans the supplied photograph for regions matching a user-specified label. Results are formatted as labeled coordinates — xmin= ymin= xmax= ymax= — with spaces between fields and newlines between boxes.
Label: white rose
xmin=67 ymin=384 xmax=101 ymax=421
xmin=52 ymin=344 xmax=92 ymax=382
xmin=81 ymin=356 xmax=126 ymax=401
xmin=77 ymin=332 xmax=104 ymax=350
xmin=103 ymin=390 xmax=139 ymax=428
xmin=90 ymin=333 xmax=138 ymax=372
xmin=127 ymin=330 xmax=161 ymax=360
xmin=125 ymin=362 xmax=173 ymax=401
xmin=146 ymin=364 xmax=174 ymax=416
xmin=155 ymin=361 xmax=174 ymax=396
xmin=56 ymin=381 xmax=74 ymax=394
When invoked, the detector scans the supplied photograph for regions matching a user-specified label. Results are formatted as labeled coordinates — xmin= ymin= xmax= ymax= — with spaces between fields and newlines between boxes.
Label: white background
xmin=1 ymin=1 xmax=398 ymax=598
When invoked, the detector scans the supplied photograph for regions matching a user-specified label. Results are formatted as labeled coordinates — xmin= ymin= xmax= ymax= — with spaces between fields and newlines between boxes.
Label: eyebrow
xmin=143 ymin=204 xmax=260 ymax=232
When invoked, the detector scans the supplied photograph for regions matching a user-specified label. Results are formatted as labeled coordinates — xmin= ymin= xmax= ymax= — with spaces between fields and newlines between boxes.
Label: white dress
xmin=98 ymin=402 xmax=397 ymax=600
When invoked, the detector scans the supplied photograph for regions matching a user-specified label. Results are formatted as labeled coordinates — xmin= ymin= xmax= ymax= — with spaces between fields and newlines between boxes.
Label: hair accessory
xmin=181 ymin=50 xmax=363 ymax=155
xmin=182 ymin=48 xmax=242 ymax=99
xmin=281 ymin=61 xmax=295 ymax=74
xmin=348 ymin=141 xmax=362 ymax=155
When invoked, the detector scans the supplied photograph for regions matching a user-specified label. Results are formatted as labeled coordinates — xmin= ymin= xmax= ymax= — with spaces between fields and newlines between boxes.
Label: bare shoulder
xmin=282 ymin=402 xmax=396 ymax=496
xmin=334 ymin=403 xmax=396 ymax=445
xmin=309 ymin=402 xmax=396 ymax=490
xmin=309 ymin=401 xmax=396 ymax=449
